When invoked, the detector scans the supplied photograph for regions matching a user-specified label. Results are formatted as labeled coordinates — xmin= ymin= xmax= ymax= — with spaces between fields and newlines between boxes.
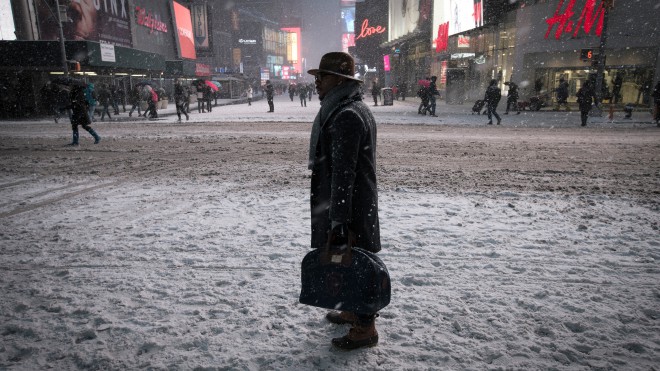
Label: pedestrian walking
xmin=306 ymin=51 xmax=382 ymax=350
xmin=428 ymin=76 xmax=439 ymax=116
xmin=128 ymin=86 xmax=142 ymax=117
xmin=204 ymin=85 xmax=213 ymax=113
xmin=504 ymin=81 xmax=521 ymax=114
xmin=265 ymin=80 xmax=274 ymax=112
xmin=554 ymin=78 xmax=570 ymax=111
xmin=174 ymin=80 xmax=189 ymax=122
xmin=484 ymin=79 xmax=502 ymax=125
xmin=289 ymin=84 xmax=296 ymax=101
xmin=97 ymin=84 xmax=112 ymax=121
xmin=110 ymin=85 xmax=120 ymax=115
xmin=67 ymin=84 xmax=100 ymax=145
xmin=246 ymin=86 xmax=253 ymax=106
xmin=146 ymin=87 xmax=158 ymax=119
xmin=612 ymin=73 xmax=623 ymax=105
xmin=576 ymin=80 xmax=596 ymax=126
xmin=371 ymin=80 xmax=379 ymax=106
xmin=652 ymin=81 xmax=660 ymax=126
xmin=196 ymin=85 xmax=206 ymax=113
xmin=417 ymin=82 xmax=430 ymax=115
xmin=84 ymin=83 xmax=97 ymax=122
xmin=299 ymin=85 xmax=307 ymax=107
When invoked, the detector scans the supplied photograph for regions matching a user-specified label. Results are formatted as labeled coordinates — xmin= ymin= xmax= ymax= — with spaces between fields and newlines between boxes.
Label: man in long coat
xmin=307 ymin=52 xmax=381 ymax=350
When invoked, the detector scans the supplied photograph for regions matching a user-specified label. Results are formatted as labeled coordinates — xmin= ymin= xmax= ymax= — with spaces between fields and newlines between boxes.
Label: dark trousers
xmin=580 ymin=110 xmax=589 ymax=126
xmin=267 ymin=98 xmax=274 ymax=112
xmin=487 ymin=103 xmax=501 ymax=123
xmin=129 ymin=102 xmax=141 ymax=117
xmin=505 ymin=98 xmax=519 ymax=113
xmin=176 ymin=101 xmax=188 ymax=120
xmin=100 ymin=103 xmax=112 ymax=120
xmin=146 ymin=101 xmax=157 ymax=118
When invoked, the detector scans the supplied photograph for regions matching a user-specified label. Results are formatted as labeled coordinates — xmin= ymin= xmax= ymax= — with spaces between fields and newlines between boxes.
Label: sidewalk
xmin=380 ymin=96 xmax=657 ymax=125
xmin=104 ymin=96 xmax=259 ymax=122
xmin=8 ymin=96 xmax=259 ymax=124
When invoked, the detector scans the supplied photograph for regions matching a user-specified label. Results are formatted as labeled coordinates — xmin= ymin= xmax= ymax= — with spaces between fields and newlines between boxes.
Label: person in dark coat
xmin=174 ymin=80 xmax=189 ymax=122
xmin=371 ymin=80 xmax=379 ymax=106
xmin=128 ymin=86 xmax=142 ymax=117
xmin=97 ymin=84 xmax=112 ymax=121
xmin=265 ymin=80 xmax=274 ymax=112
xmin=203 ymin=85 xmax=213 ymax=112
xmin=652 ymin=81 xmax=660 ymax=126
xmin=576 ymin=80 xmax=596 ymax=126
xmin=554 ymin=78 xmax=570 ymax=111
xmin=299 ymin=84 xmax=307 ymax=107
xmin=307 ymin=52 xmax=381 ymax=350
xmin=504 ymin=81 xmax=520 ymax=114
xmin=289 ymin=84 xmax=296 ymax=101
xmin=67 ymin=85 xmax=100 ymax=145
xmin=484 ymin=79 xmax=502 ymax=125
xmin=428 ymin=76 xmax=439 ymax=116
xmin=417 ymin=81 xmax=430 ymax=115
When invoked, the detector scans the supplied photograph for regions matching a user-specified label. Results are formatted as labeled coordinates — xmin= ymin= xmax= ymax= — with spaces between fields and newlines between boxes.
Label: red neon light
xmin=545 ymin=0 xmax=605 ymax=40
xmin=355 ymin=19 xmax=386 ymax=40
xmin=136 ymin=6 xmax=168 ymax=33
xmin=473 ymin=1 xmax=483 ymax=26
xmin=436 ymin=22 xmax=449 ymax=52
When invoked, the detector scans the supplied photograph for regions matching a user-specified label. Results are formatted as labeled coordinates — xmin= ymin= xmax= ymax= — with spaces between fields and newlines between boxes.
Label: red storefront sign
xmin=136 ymin=6 xmax=168 ymax=33
xmin=195 ymin=63 xmax=210 ymax=77
xmin=435 ymin=22 xmax=449 ymax=52
xmin=545 ymin=0 xmax=605 ymax=40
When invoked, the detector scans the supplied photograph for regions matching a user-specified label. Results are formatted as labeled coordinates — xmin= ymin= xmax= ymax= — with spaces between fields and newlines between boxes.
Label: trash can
xmin=382 ymin=88 xmax=394 ymax=106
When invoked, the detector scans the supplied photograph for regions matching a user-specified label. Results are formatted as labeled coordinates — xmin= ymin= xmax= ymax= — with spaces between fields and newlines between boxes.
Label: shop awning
xmin=0 ymin=41 xmax=166 ymax=72
xmin=165 ymin=60 xmax=197 ymax=77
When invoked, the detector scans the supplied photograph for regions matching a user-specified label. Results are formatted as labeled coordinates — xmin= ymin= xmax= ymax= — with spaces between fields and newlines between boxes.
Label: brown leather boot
xmin=331 ymin=320 xmax=378 ymax=350
xmin=326 ymin=311 xmax=356 ymax=325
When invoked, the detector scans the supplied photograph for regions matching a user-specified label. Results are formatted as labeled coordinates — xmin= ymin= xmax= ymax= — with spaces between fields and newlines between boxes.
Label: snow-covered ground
xmin=1 ymin=95 xmax=659 ymax=370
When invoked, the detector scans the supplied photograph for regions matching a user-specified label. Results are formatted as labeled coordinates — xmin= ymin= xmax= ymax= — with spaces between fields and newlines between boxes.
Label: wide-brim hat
xmin=308 ymin=52 xmax=363 ymax=82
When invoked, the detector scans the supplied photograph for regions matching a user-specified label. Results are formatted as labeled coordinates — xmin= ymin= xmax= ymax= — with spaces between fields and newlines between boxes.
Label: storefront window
xmin=535 ymin=66 xmax=655 ymax=105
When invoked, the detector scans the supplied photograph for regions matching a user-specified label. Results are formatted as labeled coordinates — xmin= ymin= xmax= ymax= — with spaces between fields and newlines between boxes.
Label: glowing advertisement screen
xmin=448 ymin=0 xmax=483 ymax=36
xmin=173 ymin=1 xmax=196 ymax=59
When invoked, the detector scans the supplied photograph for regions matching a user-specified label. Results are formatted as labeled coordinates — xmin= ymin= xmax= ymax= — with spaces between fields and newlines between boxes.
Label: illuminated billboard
xmin=342 ymin=33 xmax=355 ymax=53
xmin=448 ymin=0 xmax=483 ymax=36
xmin=432 ymin=0 xmax=450 ymax=52
xmin=173 ymin=1 xmax=196 ymax=59
xmin=281 ymin=27 xmax=302 ymax=76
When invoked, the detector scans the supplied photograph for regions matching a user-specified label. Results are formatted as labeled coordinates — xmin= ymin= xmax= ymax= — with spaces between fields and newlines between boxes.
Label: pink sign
xmin=383 ymin=55 xmax=390 ymax=72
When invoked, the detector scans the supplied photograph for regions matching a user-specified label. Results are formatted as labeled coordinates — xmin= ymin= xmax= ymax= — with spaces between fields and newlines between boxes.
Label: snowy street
xmin=1 ymin=94 xmax=659 ymax=370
